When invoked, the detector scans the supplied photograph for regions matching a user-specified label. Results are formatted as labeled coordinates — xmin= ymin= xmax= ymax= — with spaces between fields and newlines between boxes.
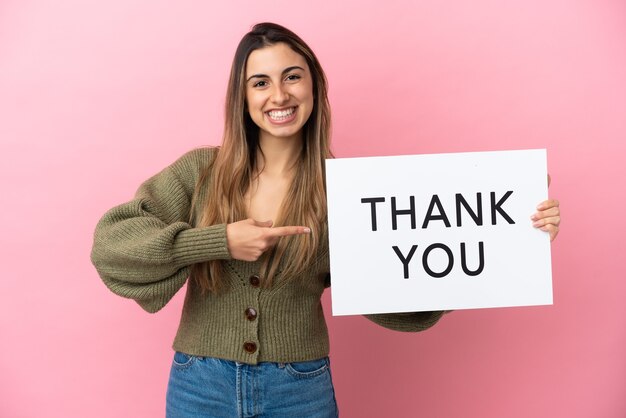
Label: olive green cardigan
xmin=90 ymin=148 xmax=444 ymax=364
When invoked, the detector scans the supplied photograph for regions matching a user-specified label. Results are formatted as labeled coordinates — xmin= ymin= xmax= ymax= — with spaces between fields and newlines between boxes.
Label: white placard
xmin=326 ymin=149 xmax=552 ymax=316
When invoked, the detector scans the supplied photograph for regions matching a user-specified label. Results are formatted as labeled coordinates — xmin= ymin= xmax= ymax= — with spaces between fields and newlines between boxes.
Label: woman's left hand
xmin=531 ymin=174 xmax=561 ymax=242
xmin=531 ymin=199 xmax=560 ymax=241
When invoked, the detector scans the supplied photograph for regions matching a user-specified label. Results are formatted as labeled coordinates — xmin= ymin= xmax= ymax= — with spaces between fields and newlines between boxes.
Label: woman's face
xmin=245 ymin=42 xmax=314 ymax=143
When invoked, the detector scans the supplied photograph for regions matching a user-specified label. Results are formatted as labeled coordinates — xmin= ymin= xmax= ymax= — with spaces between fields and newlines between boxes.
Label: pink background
xmin=1 ymin=1 xmax=625 ymax=417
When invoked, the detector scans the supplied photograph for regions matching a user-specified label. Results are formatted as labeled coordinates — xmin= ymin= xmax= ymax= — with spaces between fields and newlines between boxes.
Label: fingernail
xmin=304 ymin=227 xmax=311 ymax=233
xmin=533 ymin=221 xmax=541 ymax=227
xmin=530 ymin=214 xmax=537 ymax=221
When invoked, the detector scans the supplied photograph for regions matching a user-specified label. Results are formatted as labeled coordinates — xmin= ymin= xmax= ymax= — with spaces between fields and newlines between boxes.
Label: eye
xmin=253 ymin=80 xmax=268 ymax=88
xmin=285 ymin=74 xmax=301 ymax=82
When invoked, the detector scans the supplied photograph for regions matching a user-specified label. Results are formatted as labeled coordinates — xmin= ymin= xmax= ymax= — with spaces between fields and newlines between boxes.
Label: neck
xmin=257 ymin=132 xmax=303 ymax=176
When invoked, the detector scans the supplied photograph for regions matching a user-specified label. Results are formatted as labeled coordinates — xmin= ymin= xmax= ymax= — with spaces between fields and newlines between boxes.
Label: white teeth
xmin=267 ymin=107 xmax=295 ymax=120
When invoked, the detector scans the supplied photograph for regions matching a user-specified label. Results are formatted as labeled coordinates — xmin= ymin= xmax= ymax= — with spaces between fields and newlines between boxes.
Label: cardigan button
xmin=243 ymin=342 xmax=257 ymax=354
xmin=249 ymin=275 xmax=260 ymax=287
xmin=245 ymin=307 xmax=258 ymax=321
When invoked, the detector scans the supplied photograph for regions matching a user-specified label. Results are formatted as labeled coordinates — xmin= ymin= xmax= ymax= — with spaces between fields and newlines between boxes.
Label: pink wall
xmin=1 ymin=1 xmax=624 ymax=417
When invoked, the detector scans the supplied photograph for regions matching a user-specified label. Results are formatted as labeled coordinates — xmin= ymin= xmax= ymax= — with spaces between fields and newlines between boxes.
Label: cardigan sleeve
xmin=323 ymin=271 xmax=444 ymax=332
xmin=363 ymin=310 xmax=445 ymax=332
xmin=90 ymin=148 xmax=231 ymax=313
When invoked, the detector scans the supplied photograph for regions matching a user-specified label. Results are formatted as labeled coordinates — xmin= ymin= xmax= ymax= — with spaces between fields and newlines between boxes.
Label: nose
xmin=270 ymin=84 xmax=289 ymax=105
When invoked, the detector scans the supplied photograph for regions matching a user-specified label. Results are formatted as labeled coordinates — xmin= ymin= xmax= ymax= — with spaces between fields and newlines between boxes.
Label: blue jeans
xmin=166 ymin=352 xmax=339 ymax=417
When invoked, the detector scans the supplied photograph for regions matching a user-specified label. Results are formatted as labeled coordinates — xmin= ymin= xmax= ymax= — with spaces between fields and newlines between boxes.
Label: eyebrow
xmin=246 ymin=66 xmax=305 ymax=82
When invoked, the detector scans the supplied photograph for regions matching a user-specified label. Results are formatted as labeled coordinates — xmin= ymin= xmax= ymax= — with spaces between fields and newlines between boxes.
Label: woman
xmin=91 ymin=22 xmax=561 ymax=417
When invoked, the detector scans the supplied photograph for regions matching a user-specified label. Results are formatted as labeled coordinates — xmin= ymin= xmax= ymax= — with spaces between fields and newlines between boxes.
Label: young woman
xmin=91 ymin=22 xmax=561 ymax=417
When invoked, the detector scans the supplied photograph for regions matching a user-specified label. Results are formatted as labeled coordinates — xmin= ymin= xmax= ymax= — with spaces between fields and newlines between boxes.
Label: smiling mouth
xmin=266 ymin=106 xmax=297 ymax=122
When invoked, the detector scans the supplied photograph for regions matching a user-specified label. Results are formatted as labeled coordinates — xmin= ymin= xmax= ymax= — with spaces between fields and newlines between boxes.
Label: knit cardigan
xmin=90 ymin=148 xmax=444 ymax=364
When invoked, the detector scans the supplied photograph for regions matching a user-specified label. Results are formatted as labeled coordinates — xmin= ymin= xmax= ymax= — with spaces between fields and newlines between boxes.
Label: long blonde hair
xmin=190 ymin=22 xmax=332 ymax=293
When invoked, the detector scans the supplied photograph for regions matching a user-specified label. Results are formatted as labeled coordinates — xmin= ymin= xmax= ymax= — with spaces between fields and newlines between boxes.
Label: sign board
xmin=326 ymin=149 xmax=552 ymax=316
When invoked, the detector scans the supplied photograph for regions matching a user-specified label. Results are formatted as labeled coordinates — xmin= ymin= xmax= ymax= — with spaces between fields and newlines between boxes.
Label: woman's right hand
xmin=226 ymin=218 xmax=310 ymax=261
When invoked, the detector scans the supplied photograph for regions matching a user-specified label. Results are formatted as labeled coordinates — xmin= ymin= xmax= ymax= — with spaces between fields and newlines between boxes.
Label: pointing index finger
xmin=267 ymin=226 xmax=311 ymax=237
